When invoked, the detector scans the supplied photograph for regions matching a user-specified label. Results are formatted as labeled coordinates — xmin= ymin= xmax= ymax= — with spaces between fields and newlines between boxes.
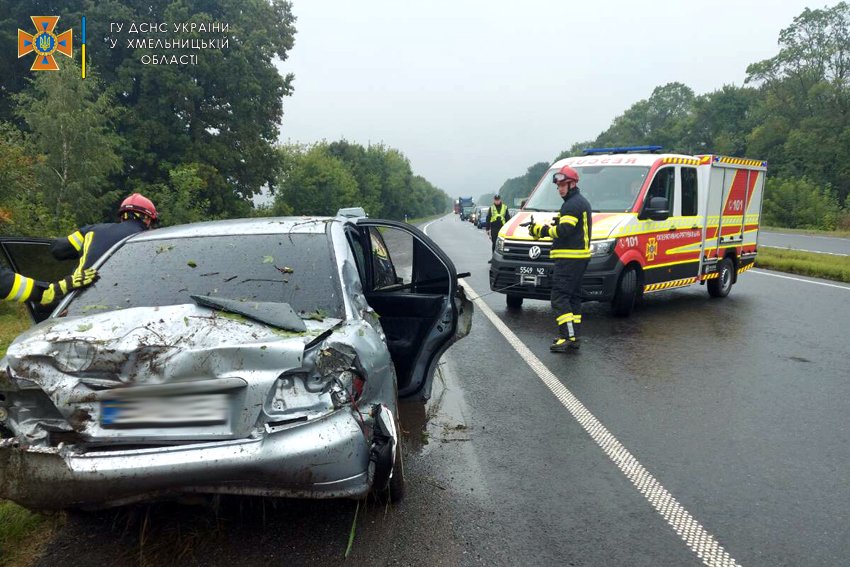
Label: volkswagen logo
xmin=528 ymin=246 xmax=541 ymax=260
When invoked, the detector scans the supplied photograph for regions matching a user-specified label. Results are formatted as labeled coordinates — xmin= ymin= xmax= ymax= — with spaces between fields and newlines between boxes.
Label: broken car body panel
xmin=0 ymin=216 xmax=471 ymax=509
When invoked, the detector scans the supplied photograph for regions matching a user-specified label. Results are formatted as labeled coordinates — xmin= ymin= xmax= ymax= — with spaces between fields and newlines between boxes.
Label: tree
xmin=14 ymin=61 xmax=122 ymax=232
xmin=497 ymin=162 xmax=549 ymax=207
xmin=273 ymin=144 xmax=359 ymax=216
xmin=746 ymin=2 xmax=850 ymax=202
xmin=763 ymin=177 xmax=841 ymax=229
xmin=69 ymin=0 xmax=297 ymax=217
xmin=595 ymin=83 xmax=695 ymax=151
xmin=0 ymin=123 xmax=52 ymax=236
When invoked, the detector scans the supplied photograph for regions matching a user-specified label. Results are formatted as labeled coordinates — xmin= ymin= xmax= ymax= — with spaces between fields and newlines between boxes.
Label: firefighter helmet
xmin=118 ymin=193 xmax=158 ymax=222
xmin=553 ymin=165 xmax=580 ymax=184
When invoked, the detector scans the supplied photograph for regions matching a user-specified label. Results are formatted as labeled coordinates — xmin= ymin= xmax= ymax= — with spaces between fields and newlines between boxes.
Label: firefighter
xmin=486 ymin=194 xmax=511 ymax=253
xmin=51 ymin=193 xmax=158 ymax=271
xmin=527 ymin=165 xmax=592 ymax=352
xmin=1 ymin=266 xmax=98 ymax=306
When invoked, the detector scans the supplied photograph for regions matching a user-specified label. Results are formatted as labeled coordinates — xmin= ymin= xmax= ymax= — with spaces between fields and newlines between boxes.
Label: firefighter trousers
xmin=551 ymin=258 xmax=588 ymax=341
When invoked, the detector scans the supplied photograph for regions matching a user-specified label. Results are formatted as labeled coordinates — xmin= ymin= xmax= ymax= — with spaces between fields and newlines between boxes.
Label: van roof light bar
xmin=582 ymin=145 xmax=663 ymax=155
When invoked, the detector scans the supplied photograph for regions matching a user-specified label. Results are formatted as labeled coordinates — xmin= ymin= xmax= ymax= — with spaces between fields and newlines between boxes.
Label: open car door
xmin=0 ymin=237 xmax=78 ymax=324
xmin=356 ymin=220 xmax=472 ymax=402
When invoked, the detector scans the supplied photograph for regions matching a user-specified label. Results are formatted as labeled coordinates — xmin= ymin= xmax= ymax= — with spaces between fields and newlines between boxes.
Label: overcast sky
xmin=276 ymin=0 xmax=816 ymax=199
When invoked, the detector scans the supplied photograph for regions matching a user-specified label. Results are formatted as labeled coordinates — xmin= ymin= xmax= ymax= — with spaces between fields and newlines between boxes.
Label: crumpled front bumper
xmin=0 ymin=409 xmax=371 ymax=510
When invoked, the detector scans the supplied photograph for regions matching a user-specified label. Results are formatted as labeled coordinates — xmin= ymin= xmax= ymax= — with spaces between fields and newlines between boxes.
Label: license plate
xmin=518 ymin=265 xmax=549 ymax=276
xmin=101 ymin=394 xmax=229 ymax=427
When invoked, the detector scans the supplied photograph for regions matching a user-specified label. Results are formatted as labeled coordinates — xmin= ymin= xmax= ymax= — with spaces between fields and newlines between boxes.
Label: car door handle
xmin=668 ymin=227 xmax=677 ymax=231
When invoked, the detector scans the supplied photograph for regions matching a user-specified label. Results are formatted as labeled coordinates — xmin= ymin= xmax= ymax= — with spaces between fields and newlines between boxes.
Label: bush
xmin=763 ymin=176 xmax=841 ymax=230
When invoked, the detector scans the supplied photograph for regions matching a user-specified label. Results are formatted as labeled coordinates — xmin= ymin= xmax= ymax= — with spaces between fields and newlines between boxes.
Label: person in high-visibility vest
xmin=485 ymin=195 xmax=511 ymax=253
xmin=527 ymin=166 xmax=593 ymax=353
xmin=1 ymin=266 xmax=98 ymax=306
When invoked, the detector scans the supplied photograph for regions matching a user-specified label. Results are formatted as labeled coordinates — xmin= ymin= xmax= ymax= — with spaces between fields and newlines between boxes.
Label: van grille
xmin=501 ymin=242 xmax=552 ymax=262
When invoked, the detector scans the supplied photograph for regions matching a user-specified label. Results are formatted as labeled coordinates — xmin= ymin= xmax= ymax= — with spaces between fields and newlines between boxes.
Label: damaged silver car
xmin=0 ymin=215 xmax=471 ymax=510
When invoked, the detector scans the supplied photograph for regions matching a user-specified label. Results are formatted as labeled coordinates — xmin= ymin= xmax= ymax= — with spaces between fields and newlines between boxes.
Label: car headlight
xmin=496 ymin=237 xmax=505 ymax=253
xmin=590 ymin=239 xmax=616 ymax=257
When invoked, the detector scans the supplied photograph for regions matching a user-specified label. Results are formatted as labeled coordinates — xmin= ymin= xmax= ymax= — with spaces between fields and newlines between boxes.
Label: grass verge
xmin=0 ymin=303 xmax=60 ymax=567
xmin=756 ymin=247 xmax=850 ymax=283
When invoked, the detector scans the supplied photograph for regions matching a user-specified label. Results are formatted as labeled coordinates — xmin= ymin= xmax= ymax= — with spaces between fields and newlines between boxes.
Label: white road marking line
xmin=761 ymin=245 xmax=849 ymax=257
xmin=751 ymin=269 xmax=850 ymax=290
xmin=458 ymin=279 xmax=741 ymax=567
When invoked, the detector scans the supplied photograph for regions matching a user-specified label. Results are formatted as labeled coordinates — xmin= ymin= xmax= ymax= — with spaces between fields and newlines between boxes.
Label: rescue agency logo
xmin=529 ymin=245 xmax=541 ymax=260
xmin=645 ymin=237 xmax=658 ymax=262
xmin=18 ymin=16 xmax=73 ymax=71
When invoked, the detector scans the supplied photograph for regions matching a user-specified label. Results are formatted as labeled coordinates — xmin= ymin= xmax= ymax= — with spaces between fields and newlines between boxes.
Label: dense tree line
xmin=0 ymin=0 xmax=447 ymax=237
xmin=272 ymin=141 xmax=449 ymax=220
xmin=504 ymin=2 xmax=850 ymax=230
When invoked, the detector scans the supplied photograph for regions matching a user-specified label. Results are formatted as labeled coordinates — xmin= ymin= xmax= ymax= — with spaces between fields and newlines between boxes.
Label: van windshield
xmin=523 ymin=165 xmax=650 ymax=212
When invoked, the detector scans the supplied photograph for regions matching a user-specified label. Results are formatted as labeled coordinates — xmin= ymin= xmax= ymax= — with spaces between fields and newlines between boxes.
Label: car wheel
xmin=707 ymin=257 xmax=734 ymax=298
xmin=611 ymin=266 xmax=637 ymax=317
xmin=506 ymin=294 xmax=524 ymax=308
xmin=374 ymin=414 xmax=406 ymax=504
xmin=388 ymin=430 xmax=406 ymax=503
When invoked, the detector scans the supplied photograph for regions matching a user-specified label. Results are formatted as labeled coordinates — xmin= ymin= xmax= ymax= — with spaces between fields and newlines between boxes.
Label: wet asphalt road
xmin=760 ymin=230 xmax=850 ymax=255
xmin=34 ymin=216 xmax=850 ymax=566
xmin=418 ymin=215 xmax=850 ymax=566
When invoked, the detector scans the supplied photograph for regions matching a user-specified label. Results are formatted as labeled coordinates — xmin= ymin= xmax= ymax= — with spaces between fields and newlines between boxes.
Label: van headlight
xmin=590 ymin=239 xmax=616 ymax=257
xmin=496 ymin=237 xmax=505 ymax=253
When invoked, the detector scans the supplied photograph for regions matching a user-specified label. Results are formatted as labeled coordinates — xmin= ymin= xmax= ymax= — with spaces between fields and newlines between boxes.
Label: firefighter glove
xmin=529 ymin=223 xmax=545 ymax=239
xmin=39 ymin=268 xmax=99 ymax=306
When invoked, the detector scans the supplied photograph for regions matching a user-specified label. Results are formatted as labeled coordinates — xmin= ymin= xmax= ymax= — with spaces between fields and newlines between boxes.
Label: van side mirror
xmin=520 ymin=199 xmax=527 ymax=208
xmin=639 ymin=196 xmax=670 ymax=221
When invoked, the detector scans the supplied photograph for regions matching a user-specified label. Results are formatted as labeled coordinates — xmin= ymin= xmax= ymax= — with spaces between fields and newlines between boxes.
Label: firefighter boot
xmin=550 ymin=324 xmax=580 ymax=353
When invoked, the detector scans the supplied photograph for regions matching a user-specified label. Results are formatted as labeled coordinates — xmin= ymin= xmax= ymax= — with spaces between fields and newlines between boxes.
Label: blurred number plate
xmin=518 ymin=266 xmax=548 ymax=276
xmin=101 ymin=394 xmax=229 ymax=427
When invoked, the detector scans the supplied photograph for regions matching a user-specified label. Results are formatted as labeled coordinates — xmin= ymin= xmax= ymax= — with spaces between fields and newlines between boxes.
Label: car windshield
xmin=64 ymin=233 xmax=345 ymax=319
xmin=523 ymin=165 xmax=650 ymax=212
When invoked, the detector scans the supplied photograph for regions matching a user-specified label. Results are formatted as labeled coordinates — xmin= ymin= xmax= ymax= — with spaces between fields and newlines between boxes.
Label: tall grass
xmin=756 ymin=247 xmax=850 ymax=283
xmin=0 ymin=303 xmax=57 ymax=567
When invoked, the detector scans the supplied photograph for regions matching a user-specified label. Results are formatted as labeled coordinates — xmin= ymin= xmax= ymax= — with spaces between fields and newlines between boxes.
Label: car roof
xmin=127 ymin=217 xmax=338 ymax=242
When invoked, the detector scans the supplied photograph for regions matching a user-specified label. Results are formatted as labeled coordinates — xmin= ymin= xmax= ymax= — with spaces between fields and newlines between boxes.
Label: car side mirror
xmin=520 ymin=199 xmax=527 ymax=208
xmin=639 ymin=196 xmax=670 ymax=221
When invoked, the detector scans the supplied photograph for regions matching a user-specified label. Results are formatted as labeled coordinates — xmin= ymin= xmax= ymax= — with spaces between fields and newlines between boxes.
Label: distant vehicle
xmin=476 ymin=206 xmax=489 ymax=229
xmin=489 ymin=145 xmax=766 ymax=315
xmin=458 ymin=197 xmax=474 ymax=220
xmin=336 ymin=206 xmax=368 ymax=218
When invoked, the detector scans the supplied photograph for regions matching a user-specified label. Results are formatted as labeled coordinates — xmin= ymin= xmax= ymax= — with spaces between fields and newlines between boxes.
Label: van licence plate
xmin=518 ymin=265 xmax=549 ymax=276
xmin=101 ymin=394 xmax=229 ymax=427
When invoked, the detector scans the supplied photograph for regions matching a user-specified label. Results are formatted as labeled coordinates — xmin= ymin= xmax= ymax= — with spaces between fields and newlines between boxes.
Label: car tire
xmin=388 ymin=430 xmax=406 ymax=503
xmin=611 ymin=266 xmax=637 ymax=317
xmin=374 ymin=415 xmax=406 ymax=504
xmin=506 ymin=294 xmax=524 ymax=308
xmin=707 ymin=257 xmax=734 ymax=298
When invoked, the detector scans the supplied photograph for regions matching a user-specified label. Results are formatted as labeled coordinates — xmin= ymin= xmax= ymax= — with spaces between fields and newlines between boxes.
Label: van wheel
xmin=611 ymin=266 xmax=637 ymax=317
xmin=506 ymin=294 xmax=524 ymax=308
xmin=708 ymin=257 xmax=734 ymax=298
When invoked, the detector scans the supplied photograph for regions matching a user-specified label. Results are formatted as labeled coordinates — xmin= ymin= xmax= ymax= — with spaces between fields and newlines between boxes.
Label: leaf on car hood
xmin=190 ymin=295 xmax=307 ymax=333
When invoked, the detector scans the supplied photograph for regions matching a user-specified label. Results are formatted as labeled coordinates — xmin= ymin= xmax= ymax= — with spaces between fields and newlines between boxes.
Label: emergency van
xmin=489 ymin=146 xmax=766 ymax=316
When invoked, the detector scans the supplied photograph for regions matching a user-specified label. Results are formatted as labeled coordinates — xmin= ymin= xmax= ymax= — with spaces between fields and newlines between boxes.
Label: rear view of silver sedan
xmin=0 ymin=215 xmax=471 ymax=510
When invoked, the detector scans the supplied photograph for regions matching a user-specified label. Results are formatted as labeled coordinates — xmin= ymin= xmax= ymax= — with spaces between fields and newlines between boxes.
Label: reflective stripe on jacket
xmin=544 ymin=188 xmax=592 ymax=260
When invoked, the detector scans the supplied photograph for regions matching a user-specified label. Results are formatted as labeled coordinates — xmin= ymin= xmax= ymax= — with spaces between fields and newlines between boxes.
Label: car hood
xmin=5 ymin=303 xmax=340 ymax=389
xmin=498 ymin=211 xmax=635 ymax=241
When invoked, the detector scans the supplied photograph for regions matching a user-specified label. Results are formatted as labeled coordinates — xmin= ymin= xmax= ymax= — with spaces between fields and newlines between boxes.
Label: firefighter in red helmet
xmin=50 ymin=193 xmax=158 ymax=272
xmin=527 ymin=165 xmax=593 ymax=352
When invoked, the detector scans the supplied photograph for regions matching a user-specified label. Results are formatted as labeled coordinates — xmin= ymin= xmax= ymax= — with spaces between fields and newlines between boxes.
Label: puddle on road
xmin=398 ymin=360 xmax=470 ymax=455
